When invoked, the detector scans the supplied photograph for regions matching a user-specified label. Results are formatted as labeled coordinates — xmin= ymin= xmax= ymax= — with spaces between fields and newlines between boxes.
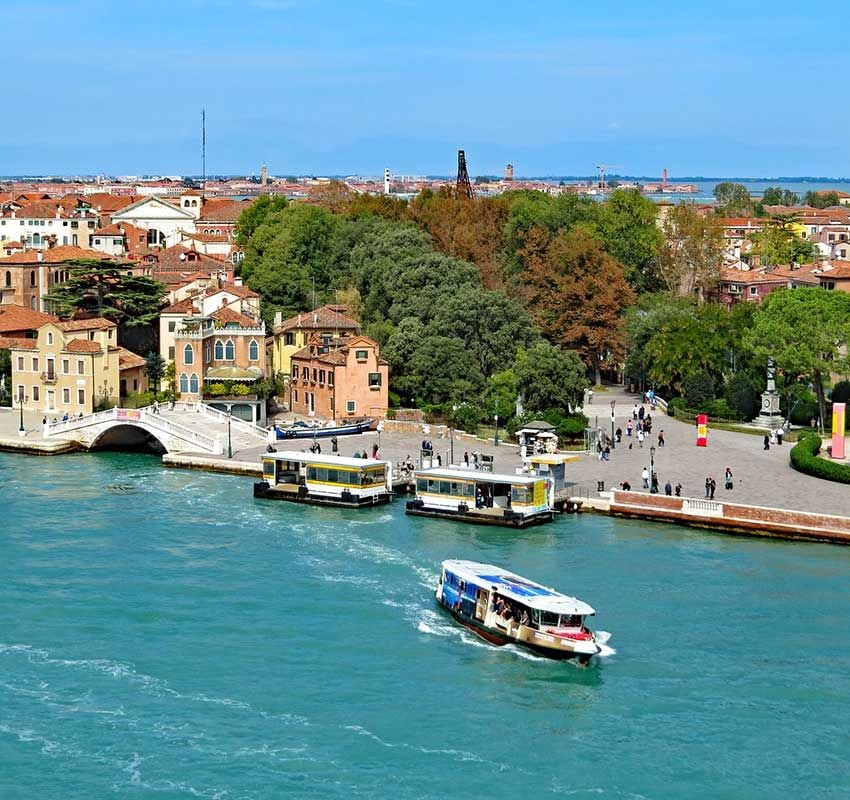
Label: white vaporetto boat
xmin=435 ymin=559 xmax=604 ymax=663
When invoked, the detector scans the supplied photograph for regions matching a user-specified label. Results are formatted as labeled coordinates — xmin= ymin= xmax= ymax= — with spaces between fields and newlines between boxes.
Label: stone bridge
xmin=44 ymin=403 xmax=272 ymax=455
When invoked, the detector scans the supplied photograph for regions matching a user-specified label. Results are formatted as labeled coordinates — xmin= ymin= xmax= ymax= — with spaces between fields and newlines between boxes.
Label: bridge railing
xmin=137 ymin=409 xmax=223 ymax=454
xmin=44 ymin=408 xmax=115 ymax=436
xmin=195 ymin=402 xmax=270 ymax=441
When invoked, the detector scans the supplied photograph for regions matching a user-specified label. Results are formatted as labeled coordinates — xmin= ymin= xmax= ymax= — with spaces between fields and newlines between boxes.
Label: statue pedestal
xmin=755 ymin=390 xmax=782 ymax=428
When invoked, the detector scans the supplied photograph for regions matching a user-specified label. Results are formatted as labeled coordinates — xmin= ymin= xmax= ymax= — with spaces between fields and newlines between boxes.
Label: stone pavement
xmin=577 ymin=388 xmax=848 ymax=517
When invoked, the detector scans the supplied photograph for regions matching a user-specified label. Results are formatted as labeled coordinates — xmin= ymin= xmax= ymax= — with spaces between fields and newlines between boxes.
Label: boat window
xmin=426 ymin=479 xmax=440 ymax=493
xmin=540 ymin=611 xmax=560 ymax=627
xmin=560 ymin=615 xmax=583 ymax=628
xmin=326 ymin=469 xmax=339 ymax=483
xmin=439 ymin=480 xmax=451 ymax=494
xmin=416 ymin=477 xmax=429 ymax=493
xmin=263 ymin=460 xmax=275 ymax=478
xmin=511 ymin=485 xmax=532 ymax=504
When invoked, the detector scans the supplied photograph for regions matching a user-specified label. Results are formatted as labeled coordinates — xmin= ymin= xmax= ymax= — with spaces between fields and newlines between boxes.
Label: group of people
xmin=763 ymin=428 xmax=785 ymax=450
xmin=704 ymin=468 xmax=734 ymax=498
xmin=492 ymin=595 xmax=530 ymax=627
xmin=462 ymin=450 xmax=483 ymax=469
xmin=44 ymin=413 xmax=83 ymax=425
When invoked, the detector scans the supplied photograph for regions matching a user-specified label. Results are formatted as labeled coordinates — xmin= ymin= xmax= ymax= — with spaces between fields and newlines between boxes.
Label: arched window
xmin=30 ymin=270 xmax=36 ymax=287
xmin=72 ymin=234 xmax=78 ymax=246
xmin=224 ymin=340 xmax=235 ymax=360
xmin=32 ymin=233 xmax=41 ymax=245
xmin=248 ymin=339 xmax=259 ymax=361
xmin=184 ymin=199 xmax=191 ymax=207
xmin=214 ymin=340 xmax=224 ymax=360
xmin=179 ymin=373 xmax=189 ymax=393
xmin=192 ymin=200 xmax=198 ymax=207
xmin=189 ymin=373 xmax=199 ymax=394
xmin=4 ymin=271 xmax=10 ymax=287
xmin=183 ymin=344 xmax=194 ymax=365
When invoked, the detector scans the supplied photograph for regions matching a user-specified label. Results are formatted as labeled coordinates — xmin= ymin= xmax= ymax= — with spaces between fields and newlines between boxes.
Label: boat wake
xmin=595 ymin=631 xmax=616 ymax=658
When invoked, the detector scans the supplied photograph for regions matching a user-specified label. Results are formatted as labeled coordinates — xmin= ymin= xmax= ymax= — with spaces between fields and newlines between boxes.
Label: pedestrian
xmin=644 ymin=416 xmax=652 ymax=434
xmin=657 ymin=430 xmax=665 ymax=447
xmin=42 ymin=416 xmax=47 ymax=426
xmin=770 ymin=428 xmax=777 ymax=446
xmin=641 ymin=467 xmax=649 ymax=489
xmin=436 ymin=453 xmax=442 ymax=467
xmin=463 ymin=450 xmax=469 ymax=467
xmin=777 ymin=426 xmax=784 ymax=445
xmin=638 ymin=405 xmax=645 ymax=421
xmin=620 ymin=480 xmax=632 ymax=491
xmin=724 ymin=467 xmax=733 ymax=490
xmin=615 ymin=427 xmax=622 ymax=443
xmin=664 ymin=480 xmax=672 ymax=496
xmin=331 ymin=436 xmax=338 ymax=453
xmin=705 ymin=477 xmax=711 ymax=498
xmin=763 ymin=433 xmax=770 ymax=451
xmin=650 ymin=473 xmax=659 ymax=494
xmin=632 ymin=404 xmax=638 ymax=421
xmin=637 ymin=429 xmax=644 ymax=448
xmin=709 ymin=478 xmax=716 ymax=500
xmin=153 ymin=399 xmax=159 ymax=414
xmin=372 ymin=443 xmax=379 ymax=459
xmin=627 ymin=420 xmax=633 ymax=437
xmin=674 ymin=482 xmax=682 ymax=497
xmin=603 ymin=445 xmax=610 ymax=461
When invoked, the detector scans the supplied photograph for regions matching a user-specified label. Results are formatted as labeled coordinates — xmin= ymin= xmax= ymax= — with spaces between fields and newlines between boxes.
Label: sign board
xmin=696 ymin=414 xmax=708 ymax=447
xmin=832 ymin=403 xmax=846 ymax=459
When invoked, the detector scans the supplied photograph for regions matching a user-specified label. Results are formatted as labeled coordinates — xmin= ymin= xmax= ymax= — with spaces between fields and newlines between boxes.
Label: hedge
xmin=790 ymin=433 xmax=850 ymax=484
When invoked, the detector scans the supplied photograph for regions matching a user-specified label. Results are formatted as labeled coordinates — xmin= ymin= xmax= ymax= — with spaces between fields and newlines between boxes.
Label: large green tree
xmin=714 ymin=182 xmax=753 ymax=214
xmin=804 ymin=191 xmax=841 ymax=209
xmin=746 ymin=287 xmax=850 ymax=426
xmin=657 ymin=204 xmax=725 ymax=300
xmin=515 ymin=342 xmax=589 ymax=413
xmin=748 ymin=220 xmax=815 ymax=266
xmin=761 ymin=187 xmax=799 ymax=207
xmin=235 ymin=194 xmax=288 ymax=245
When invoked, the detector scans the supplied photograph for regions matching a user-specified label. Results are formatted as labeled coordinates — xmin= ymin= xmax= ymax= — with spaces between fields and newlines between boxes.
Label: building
xmin=288 ymin=334 xmax=388 ymax=421
xmin=718 ymin=263 xmax=820 ymax=307
xmin=110 ymin=194 xmax=203 ymax=248
xmin=172 ymin=307 xmax=267 ymax=421
xmin=9 ymin=317 xmax=148 ymax=414
xmin=271 ymin=305 xmax=360 ymax=377
xmin=504 ymin=164 xmax=514 ymax=181
xmin=0 ymin=197 xmax=100 ymax=249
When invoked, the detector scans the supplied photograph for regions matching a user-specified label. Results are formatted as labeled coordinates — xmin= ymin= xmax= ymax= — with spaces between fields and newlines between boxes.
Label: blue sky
xmin=2 ymin=0 xmax=847 ymax=177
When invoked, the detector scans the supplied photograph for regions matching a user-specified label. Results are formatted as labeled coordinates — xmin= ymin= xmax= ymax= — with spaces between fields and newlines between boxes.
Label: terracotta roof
xmin=198 ymin=199 xmax=252 ymax=222
xmin=0 ymin=245 xmax=119 ymax=264
xmin=275 ymin=305 xmax=360 ymax=333
xmin=93 ymin=223 xmax=127 ymax=236
xmin=83 ymin=193 xmax=141 ymax=213
xmin=144 ymin=245 xmax=226 ymax=274
xmin=0 ymin=336 xmax=37 ymax=350
xmin=210 ymin=306 xmax=259 ymax=327
xmin=208 ymin=283 xmax=258 ymax=299
xmin=55 ymin=317 xmax=117 ymax=331
xmin=65 ymin=338 xmax=103 ymax=353
xmin=118 ymin=346 xmax=146 ymax=369
xmin=0 ymin=304 xmax=56 ymax=333
xmin=181 ymin=231 xmax=232 ymax=243
xmin=161 ymin=297 xmax=198 ymax=314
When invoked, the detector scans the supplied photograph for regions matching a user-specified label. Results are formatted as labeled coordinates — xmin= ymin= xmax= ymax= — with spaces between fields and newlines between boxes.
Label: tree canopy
xmin=515 ymin=342 xmax=589 ymax=414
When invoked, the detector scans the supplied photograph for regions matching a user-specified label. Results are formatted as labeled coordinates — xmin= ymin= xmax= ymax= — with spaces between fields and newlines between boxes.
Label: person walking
xmin=657 ymin=430 xmax=665 ymax=447
xmin=705 ymin=477 xmax=711 ymax=498
xmin=603 ymin=445 xmax=611 ymax=461
xmin=615 ymin=427 xmax=622 ymax=443
xmin=626 ymin=420 xmax=633 ymax=437
xmin=331 ymin=436 xmax=338 ymax=453
xmin=724 ymin=467 xmax=733 ymax=490
xmin=763 ymin=433 xmax=770 ymax=451
xmin=641 ymin=467 xmax=650 ymax=489
xmin=650 ymin=473 xmax=659 ymax=494
xmin=709 ymin=478 xmax=717 ymax=500
xmin=777 ymin=426 xmax=784 ymax=445
xmin=664 ymin=480 xmax=672 ymax=496
xmin=638 ymin=405 xmax=645 ymax=421
xmin=633 ymin=404 xmax=639 ymax=421
xmin=637 ymin=429 xmax=645 ymax=448
xmin=675 ymin=482 xmax=682 ymax=497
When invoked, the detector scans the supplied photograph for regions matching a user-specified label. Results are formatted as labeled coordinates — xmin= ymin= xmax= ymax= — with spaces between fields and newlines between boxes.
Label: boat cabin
xmin=521 ymin=453 xmax=580 ymax=494
xmin=255 ymin=450 xmax=392 ymax=507
xmin=406 ymin=467 xmax=553 ymax=527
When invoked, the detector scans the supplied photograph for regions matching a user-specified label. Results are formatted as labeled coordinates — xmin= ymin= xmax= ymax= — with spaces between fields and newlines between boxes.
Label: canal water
xmin=1 ymin=451 xmax=848 ymax=799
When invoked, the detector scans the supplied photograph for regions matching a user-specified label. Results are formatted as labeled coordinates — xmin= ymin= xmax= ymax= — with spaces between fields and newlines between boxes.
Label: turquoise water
xmin=2 ymin=451 xmax=849 ymax=799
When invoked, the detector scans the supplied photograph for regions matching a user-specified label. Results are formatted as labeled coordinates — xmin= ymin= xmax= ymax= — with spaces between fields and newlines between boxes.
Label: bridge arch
xmin=89 ymin=423 xmax=168 ymax=453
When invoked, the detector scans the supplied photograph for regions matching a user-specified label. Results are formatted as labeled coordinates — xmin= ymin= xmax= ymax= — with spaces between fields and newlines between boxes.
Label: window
xmin=312 ymin=368 xmax=317 ymax=382
xmin=319 ymin=369 xmax=325 ymax=384
xmin=94 ymin=238 xmax=101 ymax=245
xmin=72 ymin=234 xmax=78 ymax=246
xmin=204 ymin=343 xmax=211 ymax=362
xmin=328 ymin=372 xmax=334 ymax=386
xmin=294 ymin=390 xmax=298 ymax=402
xmin=841 ymin=249 xmax=847 ymax=258
xmin=368 ymin=372 xmax=382 ymax=388
xmin=189 ymin=374 xmax=199 ymax=394
xmin=77 ymin=389 xmax=85 ymax=405
xmin=62 ymin=236 xmax=68 ymax=245
xmin=30 ymin=270 xmax=36 ymax=287
xmin=62 ymin=359 xmax=70 ymax=374
xmin=355 ymin=349 xmax=368 ymax=362
xmin=31 ymin=357 xmax=38 ymax=372
xmin=224 ymin=340 xmax=235 ymax=360
xmin=77 ymin=360 xmax=85 ymax=375
xmin=179 ymin=373 xmax=189 ymax=393
xmin=248 ymin=339 xmax=259 ymax=361
xmin=32 ymin=386 xmax=39 ymax=402
xmin=168 ymin=320 xmax=176 ymax=332
xmin=823 ymin=281 xmax=836 ymax=290
xmin=291 ymin=365 xmax=299 ymax=380
xmin=285 ymin=332 xmax=295 ymax=346
xmin=16 ymin=385 xmax=24 ymax=402
xmin=71 ymin=221 xmax=78 ymax=229
xmin=62 ymin=387 xmax=70 ymax=404
xmin=346 ymin=400 xmax=356 ymax=413
xmin=168 ymin=346 xmax=175 ymax=360
xmin=749 ymin=287 xmax=758 ymax=296
xmin=47 ymin=332 xmax=53 ymax=345
xmin=4 ymin=271 xmax=10 ymax=287
xmin=16 ymin=356 xmax=23 ymax=371
xmin=214 ymin=340 xmax=224 ymax=359
xmin=183 ymin=344 xmax=194 ymax=365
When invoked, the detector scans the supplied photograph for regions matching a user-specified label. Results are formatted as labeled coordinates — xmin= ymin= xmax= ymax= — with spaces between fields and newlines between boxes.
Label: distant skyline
xmin=2 ymin=1 xmax=848 ymax=177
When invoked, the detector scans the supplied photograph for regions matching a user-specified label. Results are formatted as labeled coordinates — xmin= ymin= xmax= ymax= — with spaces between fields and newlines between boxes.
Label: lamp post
xmin=650 ymin=444 xmax=656 ymax=481
xmin=226 ymin=410 xmax=232 ymax=459
xmin=18 ymin=391 xmax=28 ymax=437
xmin=610 ymin=400 xmax=616 ymax=450
xmin=494 ymin=410 xmax=499 ymax=446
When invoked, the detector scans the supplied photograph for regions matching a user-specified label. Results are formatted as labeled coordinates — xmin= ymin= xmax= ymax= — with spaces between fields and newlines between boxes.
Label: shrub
xmin=831 ymin=380 xmax=850 ymax=405
xmin=725 ymin=372 xmax=759 ymax=419
xmin=683 ymin=370 xmax=716 ymax=408
xmin=446 ymin=402 xmax=482 ymax=433
xmin=790 ymin=433 xmax=850 ymax=484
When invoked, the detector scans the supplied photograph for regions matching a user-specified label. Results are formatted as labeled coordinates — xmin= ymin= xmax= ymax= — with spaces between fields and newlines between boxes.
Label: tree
xmin=235 ymin=194 xmax=287 ymax=245
xmin=515 ymin=342 xmax=589 ymax=413
xmin=483 ymin=370 xmax=518 ymax=422
xmin=804 ymin=190 xmax=840 ymax=209
xmin=145 ymin=352 xmax=166 ymax=395
xmin=405 ymin=336 xmax=485 ymax=406
xmin=725 ymin=371 xmax=760 ymax=419
xmin=657 ymin=204 xmax=724 ymax=300
xmin=44 ymin=261 xmax=166 ymax=329
xmin=746 ymin=287 xmax=850 ymax=427
xmin=748 ymin=219 xmax=815 ymax=266
xmin=683 ymin=370 xmax=716 ymax=407
xmin=762 ymin=187 xmax=799 ymax=207
xmin=519 ymin=229 xmax=634 ymax=384
xmin=713 ymin=182 xmax=753 ymax=214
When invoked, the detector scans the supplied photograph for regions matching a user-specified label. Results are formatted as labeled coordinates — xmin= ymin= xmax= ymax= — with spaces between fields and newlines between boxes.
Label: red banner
xmin=696 ymin=414 xmax=708 ymax=447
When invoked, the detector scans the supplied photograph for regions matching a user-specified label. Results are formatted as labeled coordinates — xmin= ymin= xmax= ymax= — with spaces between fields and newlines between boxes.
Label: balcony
xmin=40 ymin=371 xmax=57 ymax=385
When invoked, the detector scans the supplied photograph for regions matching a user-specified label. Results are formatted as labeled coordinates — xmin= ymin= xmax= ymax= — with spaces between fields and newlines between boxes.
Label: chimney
xmin=274 ymin=311 xmax=282 ymax=327
xmin=297 ymin=313 xmax=302 ymax=326
xmin=313 ymin=311 xmax=318 ymax=324
xmin=37 ymin=251 xmax=44 ymax=262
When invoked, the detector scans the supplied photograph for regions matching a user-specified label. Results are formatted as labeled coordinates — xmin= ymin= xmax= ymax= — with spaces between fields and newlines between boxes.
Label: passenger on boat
xmin=492 ymin=595 xmax=505 ymax=615
xmin=519 ymin=608 xmax=530 ymax=626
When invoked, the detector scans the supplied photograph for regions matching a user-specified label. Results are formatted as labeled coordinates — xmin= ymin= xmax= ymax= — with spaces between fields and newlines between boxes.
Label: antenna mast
xmin=201 ymin=109 xmax=206 ymax=198
xmin=456 ymin=149 xmax=474 ymax=199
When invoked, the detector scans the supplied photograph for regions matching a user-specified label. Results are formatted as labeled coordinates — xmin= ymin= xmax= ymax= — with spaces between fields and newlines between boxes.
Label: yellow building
xmin=271 ymin=305 xmax=360 ymax=377
xmin=10 ymin=317 xmax=147 ymax=415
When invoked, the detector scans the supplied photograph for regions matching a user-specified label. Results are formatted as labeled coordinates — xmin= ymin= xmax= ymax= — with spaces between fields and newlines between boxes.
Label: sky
xmin=1 ymin=0 xmax=848 ymax=178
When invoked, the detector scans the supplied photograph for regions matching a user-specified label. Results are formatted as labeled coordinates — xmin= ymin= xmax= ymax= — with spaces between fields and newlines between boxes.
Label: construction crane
xmin=596 ymin=164 xmax=622 ymax=190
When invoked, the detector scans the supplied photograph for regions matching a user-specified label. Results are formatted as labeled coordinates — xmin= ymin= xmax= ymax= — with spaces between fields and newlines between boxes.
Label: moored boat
xmin=274 ymin=418 xmax=375 ymax=440
xmin=406 ymin=467 xmax=554 ymax=527
xmin=254 ymin=451 xmax=392 ymax=507
xmin=435 ymin=560 xmax=603 ymax=663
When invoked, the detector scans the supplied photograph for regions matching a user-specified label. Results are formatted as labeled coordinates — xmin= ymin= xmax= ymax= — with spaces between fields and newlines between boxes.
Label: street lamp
xmin=226 ymin=410 xmax=232 ymax=459
xmin=17 ymin=391 xmax=28 ymax=437
xmin=610 ymin=400 xmax=616 ymax=450
xmin=650 ymin=444 xmax=656 ymax=482
xmin=494 ymin=409 xmax=499 ymax=447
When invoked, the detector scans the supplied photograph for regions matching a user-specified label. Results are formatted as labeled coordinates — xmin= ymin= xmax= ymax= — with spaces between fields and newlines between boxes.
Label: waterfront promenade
xmin=2 ymin=391 xmax=848 ymax=520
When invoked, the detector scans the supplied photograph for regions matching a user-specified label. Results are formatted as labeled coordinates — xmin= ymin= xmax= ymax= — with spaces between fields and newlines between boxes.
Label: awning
xmin=204 ymin=365 xmax=265 ymax=382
